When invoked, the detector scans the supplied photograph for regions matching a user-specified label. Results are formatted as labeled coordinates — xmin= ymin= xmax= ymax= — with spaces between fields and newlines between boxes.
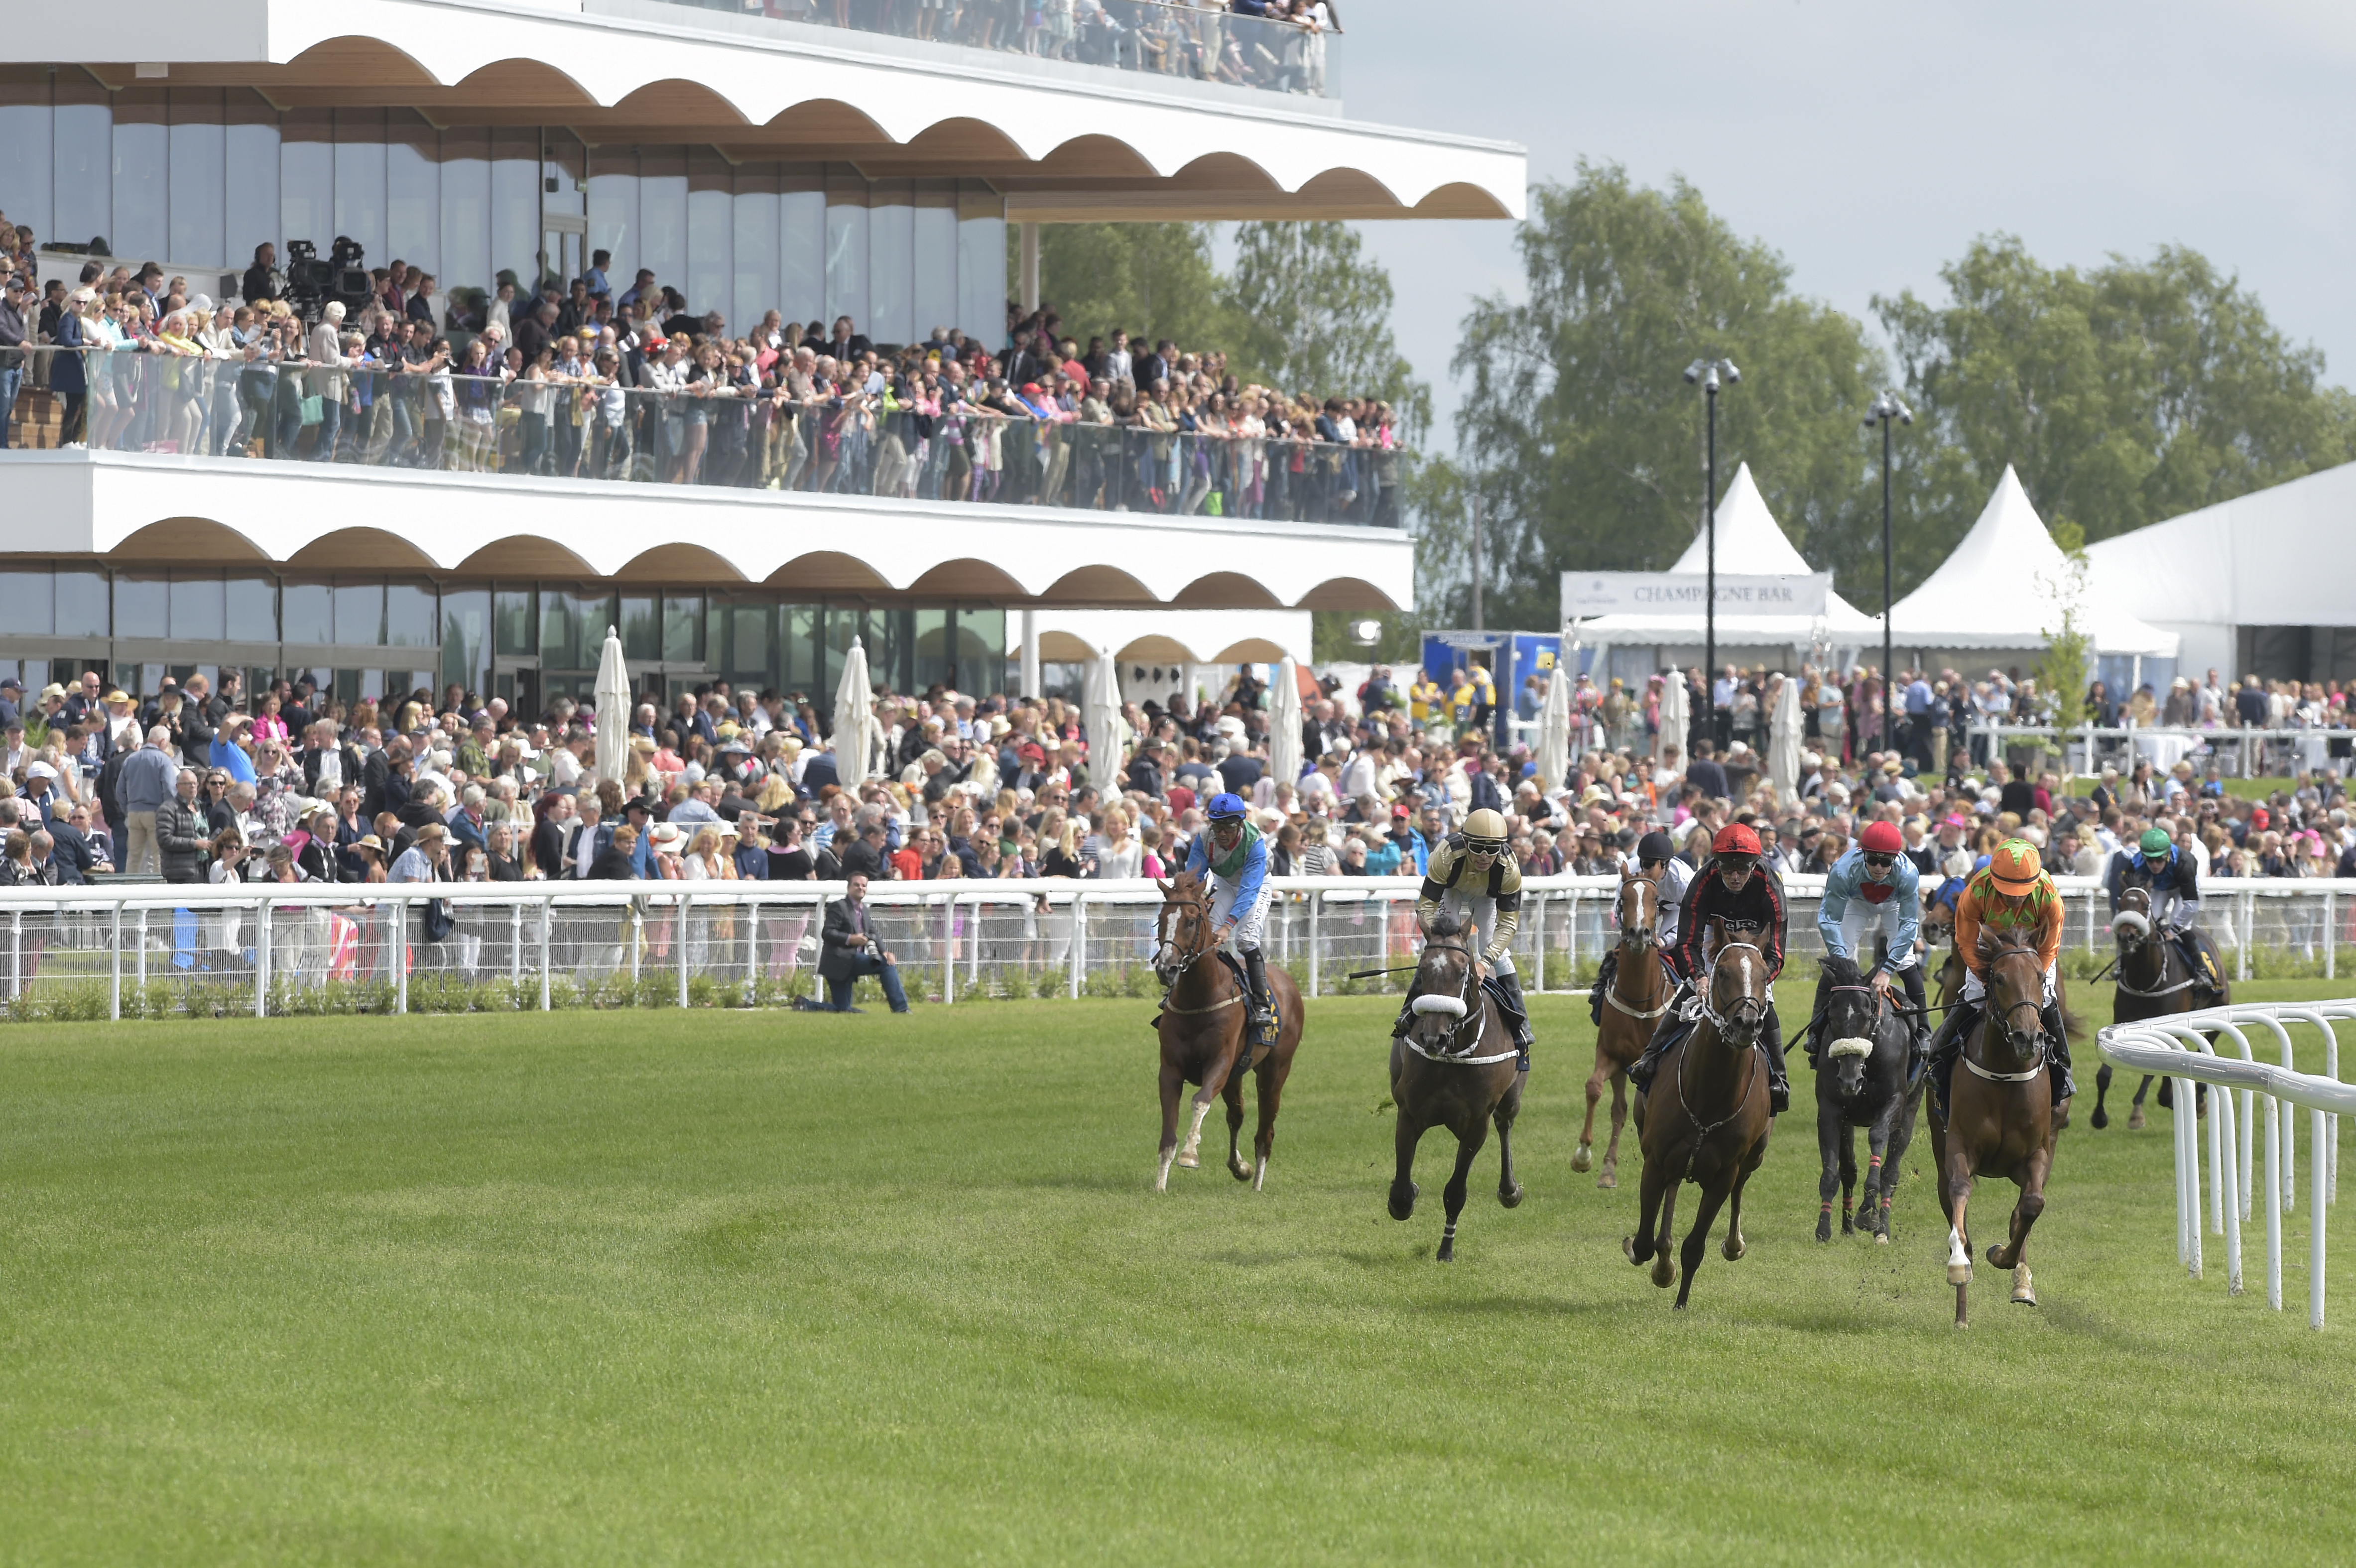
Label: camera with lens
xmin=284 ymin=236 xmax=376 ymax=326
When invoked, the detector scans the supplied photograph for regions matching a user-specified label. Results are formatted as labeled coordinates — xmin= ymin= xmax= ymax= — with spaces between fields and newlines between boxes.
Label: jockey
xmin=2108 ymin=825 xmax=2220 ymax=999
xmin=1390 ymin=807 xmax=1534 ymax=1070
xmin=1628 ymin=822 xmax=1791 ymax=1115
xmin=1924 ymin=839 xmax=2073 ymax=1116
xmin=1588 ymin=829 xmax=1690 ymax=1025
xmin=1814 ymin=820 xmax=1927 ymax=1058
xmin=1185 ymin=792 xmax=1277 ymax=1061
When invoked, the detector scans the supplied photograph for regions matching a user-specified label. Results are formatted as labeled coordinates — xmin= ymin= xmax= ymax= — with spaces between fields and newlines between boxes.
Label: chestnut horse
xmin=1575 ymin=871 xmax=1672 ymax=1189
xmin=2094 ymin=884 xmax=2223 ymax=1131
xmin=1924 ymin=901 xmax=1967 ymax=1014
xmin=1930 ymin=926 xmax=2059 ymax=1328
xmin=1388 ymin=913 xmax=1528 ymax=1261
xmin=1150 ymin=871 xmax=1304 ymax=1193
xmin=1623 ymin=918 xmax=1775 ymax=1310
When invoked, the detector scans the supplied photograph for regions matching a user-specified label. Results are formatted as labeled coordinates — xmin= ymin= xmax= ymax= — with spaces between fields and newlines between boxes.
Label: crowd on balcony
xmin=0 ymin=237 xmax=1405 ymax=525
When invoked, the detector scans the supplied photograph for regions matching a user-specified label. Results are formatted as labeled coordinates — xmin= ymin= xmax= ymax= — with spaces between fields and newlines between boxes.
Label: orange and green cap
xmin=1988 ymin=839 xmax=2043 ymax=896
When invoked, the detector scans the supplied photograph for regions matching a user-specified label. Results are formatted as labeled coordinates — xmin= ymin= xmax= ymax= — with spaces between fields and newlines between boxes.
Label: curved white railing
xmin=2099 ymin=1002 xmax=2353 ymax=1328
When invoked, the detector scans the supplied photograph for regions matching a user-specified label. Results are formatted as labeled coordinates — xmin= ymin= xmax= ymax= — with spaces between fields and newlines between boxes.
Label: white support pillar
xmin=1019 ymin=222 xmax=1040 ymax=316
xmin=1020 ymin=608 xmax=1040 ymax=700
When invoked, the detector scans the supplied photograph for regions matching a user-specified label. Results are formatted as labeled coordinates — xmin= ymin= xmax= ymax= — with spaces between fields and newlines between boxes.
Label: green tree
xmin=1877 ymin=238 xmax=2356 ymax=578
xmin=1221 ymin=222 xmax=1432 ymax=439
xmin=1444 ymin=162 xmax=1883 ymax=630
xmin=2034 ymin=517 xmax=2095 ymax=734
xmin=1012 ymin=222 xmax=1240 ymax=357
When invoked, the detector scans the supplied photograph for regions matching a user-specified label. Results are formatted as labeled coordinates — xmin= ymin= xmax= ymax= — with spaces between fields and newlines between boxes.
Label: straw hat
xmin=648 ymin=822 xmax=687 ymax=849
xmin=354 ymin=835 xmax=385 ymax=855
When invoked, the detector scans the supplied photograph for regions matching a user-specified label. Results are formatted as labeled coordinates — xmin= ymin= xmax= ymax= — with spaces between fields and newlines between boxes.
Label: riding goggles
xmin=1862 ymin=852 xmax=1898 ymax=870
xmin=1465 ymin=839 xmax=1507 ymax=857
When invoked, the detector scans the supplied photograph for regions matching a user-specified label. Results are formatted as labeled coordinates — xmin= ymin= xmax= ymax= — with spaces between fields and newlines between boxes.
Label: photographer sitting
xmin=819 ymin=871 xmax=909 ymax=1014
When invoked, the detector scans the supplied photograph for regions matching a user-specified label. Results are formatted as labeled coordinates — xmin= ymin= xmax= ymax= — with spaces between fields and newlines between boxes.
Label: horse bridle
xmin=1971 ymin=953 xmax=2048 ymax=1079
xmin=1616 ymin=880 xmax=1659 ymax=950
xmin=1153 ymin=891 xmax=1213 ymax=986
xmin=1692 ymin=940 xmax=1768 ymax=1040
xmin=1408 ymin=941 xmax=1510 ymax=1062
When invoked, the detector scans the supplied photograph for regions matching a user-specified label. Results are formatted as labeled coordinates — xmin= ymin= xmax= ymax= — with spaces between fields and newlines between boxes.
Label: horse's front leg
xmin=1572 ymin=1045 xmax=1610 ymax=1174
xmin=1494 ymin=1073 xmax=1527 ymax=1208
xmin=1224 ymin=1067 xmax=1252 ymax=1183
xmin=1600 ymin=1070 xmax=1629 ymax=1189
xmin=1389 ymin=1105 xmax=1424 ymax=1222
xmin=1815 ymin=1099 xmax=1842 ymax=1243
xmin=1155 ymin=1059 xmax=1184 ymax=1192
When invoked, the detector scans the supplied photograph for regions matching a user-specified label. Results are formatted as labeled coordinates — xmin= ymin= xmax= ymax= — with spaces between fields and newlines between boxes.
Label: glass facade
xmin=0 ymin=565 xmax=1005 ymax=707
xmin=0 ymin=75 xmax=1007 ymax=347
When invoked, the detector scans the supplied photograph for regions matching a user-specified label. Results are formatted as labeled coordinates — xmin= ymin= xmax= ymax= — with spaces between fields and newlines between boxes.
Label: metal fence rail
xmin=2099 ymin=1003 xmax=2353 ymax=1328
xmin=5 ymin=874 xmax=2355 ymax=1021
xmin=1969 ymin=720 xmax=2353 ymax=779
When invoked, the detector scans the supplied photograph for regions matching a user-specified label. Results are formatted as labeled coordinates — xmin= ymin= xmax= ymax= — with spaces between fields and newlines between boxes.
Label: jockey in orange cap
xmin=1628 ymin=820 xmax=1793 ymax=1115
xmin=1924 ymin=837 xmax=2073 ymax=1115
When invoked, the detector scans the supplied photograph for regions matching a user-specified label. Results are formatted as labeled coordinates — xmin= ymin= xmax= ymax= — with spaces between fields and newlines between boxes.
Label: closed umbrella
xmin=593 ymin=624 xmax=630 ymax=786
xmin=1768 ymin=672 xmax=1803 ymax=803
xmin=1268 ymin=656 xmax=1304 ymax=791
xmin=833 ymin=636 xmax=875 ymax=790
xmin=1085 ymin=646 xmax=1126 ymax=794
xmin=1656 ymin=666 xmax=1687 ymax=766
xmin=1537 ymin=663 xmax=1572 ymax=790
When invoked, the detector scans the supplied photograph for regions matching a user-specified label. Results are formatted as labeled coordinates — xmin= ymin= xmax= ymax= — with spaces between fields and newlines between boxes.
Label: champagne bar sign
xmin=1560 ymin=571 xmax=1831 ymax=620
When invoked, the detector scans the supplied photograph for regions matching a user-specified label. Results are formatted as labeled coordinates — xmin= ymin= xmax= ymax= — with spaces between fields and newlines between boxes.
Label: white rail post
xmin=1070 ymin=893 xmax=1084 ymax=999
xmin=1529 ymin=889 xmax=1545 ymax=995
xmin=2328 ymin=889 xmax=2337 ymax=981
xmin=1567 ymin=889 xmax=1580 ymax=983
xmin=2314 ymin=1105 xmax=2330 ymax=1329
xmin=2239 ymin=889 xmax=2252 ymax=983
xmin=1308 ymin=889 xmax=1321 ymax=998
xmin=510 ymin=903 xmax=522 ymax=989
xmin=110 ymin=902 xmax=123 ymax=1022
xmin=629 ymin=905 xmax=642 ymax=988
xmin=2265 ymin=1086 xmax=2284 ymax=1310
xmin=745 ymin=894 xmax=759 ymax=1006
xmin=2218 ymin=1078 xmax=2243 ymax=1294
xmin=970 ymin=893 xmax=983 ymax=989
xmin=677 ymin=893 xmax=692 ymax=1008
xmin=942 ymin=896 xmax=956 ymax=1005
xmin=136 ymin=906 xmax=146 ymax=992
xmin=538 ymin=903 xmax=553 ymax=1011
xmin=394 ymin=900 xmax=409 ymax=1014
xmin=256 ymin=901 xmax=271 ymax=1018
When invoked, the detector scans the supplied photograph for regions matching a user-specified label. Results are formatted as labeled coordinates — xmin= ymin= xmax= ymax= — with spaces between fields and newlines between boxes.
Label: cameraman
xmin=819 ymin=871 xmax=909 ymax=1013
xmin=243 ymin=242 xmax=284 ymax=307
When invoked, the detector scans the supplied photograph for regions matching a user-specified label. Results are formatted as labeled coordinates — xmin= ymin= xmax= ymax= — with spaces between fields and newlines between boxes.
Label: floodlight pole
xmin=1470 ymin=494 xmax=1485 ymax=634
xmin=1866 ymin=390 xmax=1913 ymax=762
xmin=1684 ymin=357 xmax=1737 ymax=751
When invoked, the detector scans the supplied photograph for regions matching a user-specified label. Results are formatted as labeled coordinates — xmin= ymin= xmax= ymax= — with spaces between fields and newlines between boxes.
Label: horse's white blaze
xmin=1826 ymin=1037 xmax=1875 ymax=1061
xmin=1411 ymin=994 xmax=1468 ymax=1018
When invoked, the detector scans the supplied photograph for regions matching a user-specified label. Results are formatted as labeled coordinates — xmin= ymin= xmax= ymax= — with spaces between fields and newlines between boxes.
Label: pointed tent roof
xmin=1577 ymin=462 xmax=1880 ymax=644
xmin=1890 ymin=466 xmax=2178 ymax=657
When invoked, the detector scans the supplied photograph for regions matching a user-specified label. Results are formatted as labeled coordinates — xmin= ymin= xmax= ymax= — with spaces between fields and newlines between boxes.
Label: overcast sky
xmin=1335 ymin=0 xmax=2356 ymax=449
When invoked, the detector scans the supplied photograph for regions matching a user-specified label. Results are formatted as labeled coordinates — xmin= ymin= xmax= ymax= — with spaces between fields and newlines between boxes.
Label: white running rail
xmin=2099 ymin=1003 xmax=2353 ymax=1328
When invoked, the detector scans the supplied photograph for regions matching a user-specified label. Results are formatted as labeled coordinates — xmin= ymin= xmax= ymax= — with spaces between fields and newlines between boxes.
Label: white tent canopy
xmin=1577 ymin=463 xmax=1881 ymax=652
xmin=1891 ymin=466 xmax=2179 ymax=658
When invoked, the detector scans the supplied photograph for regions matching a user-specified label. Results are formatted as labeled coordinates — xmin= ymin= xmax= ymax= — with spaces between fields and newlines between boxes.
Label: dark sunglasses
xmin=1862 ymin=852 xmax=1898 ymax=869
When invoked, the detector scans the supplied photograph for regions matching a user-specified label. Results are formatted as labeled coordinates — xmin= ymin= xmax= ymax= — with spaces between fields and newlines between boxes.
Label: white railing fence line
xmin=1968 ymin=719 xmax=2352 ymax=780
xmin=2099 ymin=1003 xmax=2353 ymax=1328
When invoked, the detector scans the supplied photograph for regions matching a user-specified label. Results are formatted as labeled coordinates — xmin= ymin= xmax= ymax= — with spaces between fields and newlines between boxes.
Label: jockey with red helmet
xmin=1813 ymin=818 xmax=1928 ymax=1060
xmin=1627 ymin=821 xmax=1793 ymax=1114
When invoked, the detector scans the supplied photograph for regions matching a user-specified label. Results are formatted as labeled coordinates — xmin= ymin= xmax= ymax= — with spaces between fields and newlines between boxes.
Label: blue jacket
xmin=2108 ymin=843 xmax=2199 ymax=913
xmin=1818 ymin=845 xmax=1921 ymax=970
xmin=1186 ymin=827 xmax=1268 ymax=912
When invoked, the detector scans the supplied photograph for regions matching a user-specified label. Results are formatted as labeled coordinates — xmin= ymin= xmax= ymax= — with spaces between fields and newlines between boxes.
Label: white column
xmin=1020 ymin=607 xmax=1040 ymax=700
xmin=1019 ymin=222 xmax=1040 ymax=315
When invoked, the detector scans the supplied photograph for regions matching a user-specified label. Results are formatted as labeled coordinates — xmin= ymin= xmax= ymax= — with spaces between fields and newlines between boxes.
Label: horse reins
xmin=1673 ymin=941 xmax=1765 ymax=1180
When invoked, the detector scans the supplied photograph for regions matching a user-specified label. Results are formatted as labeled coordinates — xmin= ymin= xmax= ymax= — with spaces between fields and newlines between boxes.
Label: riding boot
xmin=1899 ymin=964 xmax=1929 ymax=1074
xmin=1760 ymin=1001 xmax=1789 ymax=1116
xmin=1626 ymin=987 xmax=1689 ymax=1093
xmin=1588 ymin=949 xmax=1617 ymax=1027
xmin=2041 ymin=1000 xmax=2075 ymax=1104
xmin=1925 ymin=997 xmax=1981 ymax=1120
xmin=1490 ymin=965 xmax=1534 ymax=1073
xmin=1242 ymin=948 xmax=1277 ymax=1056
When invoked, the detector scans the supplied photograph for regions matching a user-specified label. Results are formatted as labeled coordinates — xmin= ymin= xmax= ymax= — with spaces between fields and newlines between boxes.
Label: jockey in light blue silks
xmin=1186 ymin=792 xmax=1277 ymax=1059
xmin=1814 ymin=818 xmax=1928 ymax=1054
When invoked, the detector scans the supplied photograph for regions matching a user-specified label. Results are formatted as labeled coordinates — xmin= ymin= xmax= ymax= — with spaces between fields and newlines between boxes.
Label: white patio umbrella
xmin=1267 ymin=656 xmax=1304 ymax=791
xmin=593 ymin=624 xmax=630 ymax=786
xmin=1656 ymin=666 xmax=1687 ymax=765
xmin=1537 ymin=663 xmax=1572 ymax=790
xmin=1085 ymin=646 xmax=1126 ymax=794
xmin=833 ymin=636 xmax=876 ymax=790
xmin=1768 ymin=672 xmax=1803 ymax=803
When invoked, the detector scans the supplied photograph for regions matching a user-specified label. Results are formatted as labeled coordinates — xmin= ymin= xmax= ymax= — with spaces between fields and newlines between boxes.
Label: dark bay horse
xmin=1806 ymin=954 xmax=1923 ymax=1244
xmin=2094 ymin=884 xmax=2224 ymax=1131
xmin=1575 ymin=871 xmax=1672 ymax=1189
xmin=1388 ymin=913 xmax=1528 ymax=1261
xmin=1151 ymin=871 xmax=1304 ymax=1193
xmin=1623 ymin=918 xmax=1775 ymax=1310
xmin=1930 ymin=927 xmax=2059 ymax=1328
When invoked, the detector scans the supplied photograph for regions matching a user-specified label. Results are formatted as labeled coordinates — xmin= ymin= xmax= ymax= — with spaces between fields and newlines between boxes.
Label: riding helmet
xmin=1636 ymin=830 xmax=1674 ymax=864
xmin=2139 ymin=827 xmax=2173 ymax=857
xmin=1205 ymin=792 xmax=1248 ymax=821
xmin=1711 ymin=822 xmax=1762 ymax=858
xmin=1462 ymin=807 xmax=1508 ymax=852
xmin=1859 ymin=820 xmax=1904 ymax=856
xmin=1988 ymin=839 xmax=2043 ymax=896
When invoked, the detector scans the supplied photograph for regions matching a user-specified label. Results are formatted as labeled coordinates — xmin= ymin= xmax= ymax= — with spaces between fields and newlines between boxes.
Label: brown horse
xmin=1575 ymin=871 xmax=1672 ymax=1189
xmin=1151 ymin=871 xmax=1304 ymax=1193
xmin=1930 ymin=927 xmax=2059 ymax=1327
xmin=1622 ymin=918 xmax=1775 ymax=1310
xmin=1924 ymin=901 xmax=1967 ymax=1014
xmin=1388 ymin=913 xmax=1528 ymax=1261
xmin=2094 ymin=884 xmax=2224 ymax=1131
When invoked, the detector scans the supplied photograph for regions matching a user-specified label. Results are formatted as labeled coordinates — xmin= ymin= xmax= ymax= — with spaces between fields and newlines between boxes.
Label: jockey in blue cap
xmin=1186 ymin=792 xmax=1278 ymax=1060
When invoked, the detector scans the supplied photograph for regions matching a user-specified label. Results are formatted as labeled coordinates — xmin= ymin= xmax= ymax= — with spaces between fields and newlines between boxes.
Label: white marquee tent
xmin=1890 ymin=466 xmax=2179 ymax=661
xmin=1580 ymin=463 xmax=1880 ymax=683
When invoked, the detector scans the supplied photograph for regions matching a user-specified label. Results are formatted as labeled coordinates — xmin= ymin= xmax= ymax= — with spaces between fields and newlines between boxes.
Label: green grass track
xmin=1 ymin=982 xmax=2352 ymax=1564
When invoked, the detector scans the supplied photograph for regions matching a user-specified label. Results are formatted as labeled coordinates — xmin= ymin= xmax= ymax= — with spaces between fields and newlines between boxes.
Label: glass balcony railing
xmin=658 ymin=0 xmax=1341 ymax=99
xmin=3 ymin=349 xmax=1404 ymax=526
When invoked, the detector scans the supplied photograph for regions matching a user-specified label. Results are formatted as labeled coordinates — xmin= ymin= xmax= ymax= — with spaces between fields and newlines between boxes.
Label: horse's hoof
xmin=1875 ymin=1230 xmax=1890 ymax=1246
xmin=1570 ymin=1144 xmax=1593 ymax=1174
xmin=1388 ymin=1182 xmax=1418 ymax=1222
xmin=2012 ymin=1285 xmax=2038 ymax=1307
xmin=1498 ymin=1182 xmax=1525 ymax=1209
xmin=1815 ymin=1218 xmax=1831 ymax=1244
xmin=1651 ymin=1255 xmax=1676 ymax=1290
xmin=1435 ymin=1241 xmax=1455 ymax=1263
xmin=2090 ymin=1106 xmax=2109 ymax=1130
xmin=1229 ymin=1157 xmax=1254 ymax=1183
xmin=2127 ymin=1107 xmax=2146 ymax=1132
xmin=1598 ymin=1168 xmax=1618 ymax=1190
xmin=1722 ymin=1233 xmax=1745 ymax=1262
xmin=1986 ymin=1244 xmax=2008 ymax=1267
xmin=1948 ymin=1261 xmax=1973 ymax=1286
xmin=1174 ymin=1152 xmax=1199 ymax=1170
xmin=1622 ymin=1235 xmax=1639 ymax=1266
xmin=1841 ymin=1216 xmax=1855 ymax=1236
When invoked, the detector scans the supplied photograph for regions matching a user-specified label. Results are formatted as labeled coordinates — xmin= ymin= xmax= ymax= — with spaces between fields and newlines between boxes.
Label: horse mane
xmin=1428 ymin=909 xmax=1468 ymax=941
xmin=1817 ymin=953 xmax=1862 ymax=988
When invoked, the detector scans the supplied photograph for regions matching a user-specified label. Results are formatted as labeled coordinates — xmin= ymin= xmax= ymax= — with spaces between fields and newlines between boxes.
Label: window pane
xmin=578 ymin=594 xmax=618 ymax=659
xmin=0 ymin=93 xmax=55 ymax=244
xmin=588 ymin=149 xmax=637 ymax=299
xmin=52 ymin=95 xmax=111 ymax=252
xmin=953 ymin=608 xmax=1004 ymax=696
xmin=783 ymin=606 xmax=818 ymax=693
xmin=913 ymin=606 xmax=949 ymax=692
xmin=0 ymin=570 xmax=52 ymax=637
xmin=825 ymin=197 xmax=868 ymax=335
xmin=281 ymin=583 xmax=332 ymax=645
xmin=334 ymin=583 xmax=384 ymax=646
xmin=224 ymin=96 xmax=279 ymax=276
xmin=226 ymin=576 xmax=276 ymax=642
xmin=169 ymin=577 xmax=226 ymax=641
xmin=280 ymin=111 xmax=333 ymax=257
xmin=540 ymin=590 xmax=579 ymax=670
xmin=867 ymin=181 xmax=913 ymax=347
xmin=440 ymin=126 xmax=491 ymax=300
xmin=957 ymin=184 xmax=1005 ymax=350
xmin=491 ymin=127 xmax=540 ymax=292
xmin=638 ymin=147 xmax=686 ymax=298
xmin=781 ymin=184 xmax=824 ymax=326
xmin=662 ymin=595 xmax=702 ymax=664
xmin=111 ymin=89 xmax=168 ymax=264
xmin=730 ymin=604 xmax=772 ymax=687
xmin=733 ymin=168 xmax=777 ymax=338
xmin=168 ymin=90 xmax=227 ymax=267
xmin=620 ymin=594 xmax=658 ymax=662
xmin=913 ymin=190 xmax=957 ymax=346
xmin=439 ymin=588 xmax=489 ymax=696
xmin=494 ymin=588 xmax=534 ymax=656
xmin=114 ymin=577 xmax=165 ymax=642
xmin=333 ymin=108 xmax=387 ymax=267
xmin=55 ymin=572 xmax=108 ymax=639
xmin=687 ymin=148 xmax=730 ymax=327
xmin=385 ymin=582 xmax=435 ymax=648
xmin=386 ymin=115 xmax=439 ymax=282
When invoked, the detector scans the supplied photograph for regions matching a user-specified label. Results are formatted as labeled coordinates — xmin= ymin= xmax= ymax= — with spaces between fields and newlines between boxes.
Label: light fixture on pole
xmin=1863 ymin=388 xmax=1914 ymax=763
xmin=1350 ymin=617 xmax=1384 ymax=650
xmin=1683 ymin=357 xmax=1739 ymax=745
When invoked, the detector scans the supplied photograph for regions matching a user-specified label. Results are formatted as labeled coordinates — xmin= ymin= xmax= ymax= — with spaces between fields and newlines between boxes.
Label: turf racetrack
xmin=4 ymin=981 xmax=2354 ymax=1564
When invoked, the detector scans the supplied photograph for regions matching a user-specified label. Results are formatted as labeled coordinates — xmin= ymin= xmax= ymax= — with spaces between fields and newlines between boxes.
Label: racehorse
xmin=1388 ymin=913 xmax=1528 ymax=1261
xmin=2093 ymin=883 xmax=2223 ymax=1131
xmin=1929 ymin=926 xmax=2059 ymax=1328
xmin=1924 ymin=901 xmax=1968 ymax=1014
xmin=1805 ymin=953 xmax=1923 ymax=1244
xmin=1150 ymin=871 xmax=1305 ymax=1193
xmin=1622 ymin=917 xmax=1775 ymax=1309
xmin=1574 ymin=871 xmax=1672 ymax=1188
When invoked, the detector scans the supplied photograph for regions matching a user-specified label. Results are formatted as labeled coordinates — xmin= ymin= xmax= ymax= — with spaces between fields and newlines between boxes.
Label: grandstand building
xmin=0 ymin=0 xmax=1522 ymax=708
